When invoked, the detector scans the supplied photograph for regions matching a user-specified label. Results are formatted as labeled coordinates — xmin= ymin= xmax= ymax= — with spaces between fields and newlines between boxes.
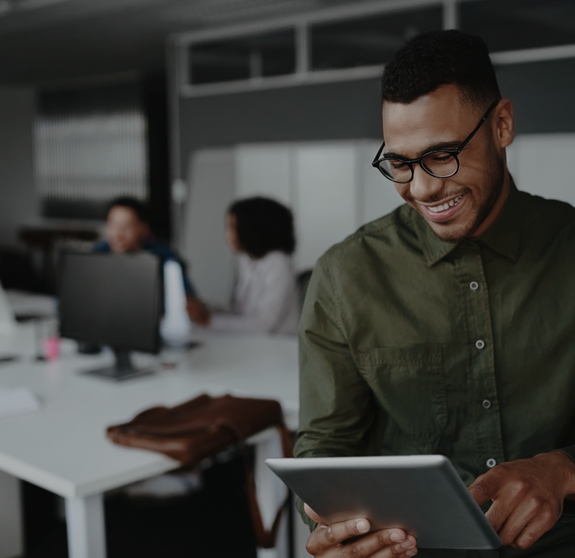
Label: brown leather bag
xmin=107 ymin=393 xmax=293 ymax=548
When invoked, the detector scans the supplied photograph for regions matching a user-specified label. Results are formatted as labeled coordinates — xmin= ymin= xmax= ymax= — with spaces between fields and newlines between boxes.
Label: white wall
xmin=0 ymin=87 xmax=38 ymax=247
xmin=506 ymin=133 xmax=575 ymax=207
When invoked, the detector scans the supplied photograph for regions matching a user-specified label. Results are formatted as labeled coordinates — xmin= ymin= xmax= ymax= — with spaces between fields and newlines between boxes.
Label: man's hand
xmin=186 ymin=296 xmax=211 ymax=326
xmin=303 ymin=503 xmax=417 ymax=558
xmin=468 ymin=452 xmax=575 ymax=550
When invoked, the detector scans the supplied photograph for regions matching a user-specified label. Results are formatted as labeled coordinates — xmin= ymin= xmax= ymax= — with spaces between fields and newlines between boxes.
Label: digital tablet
xmin=266 ymin=455 xmax=501 ymax=549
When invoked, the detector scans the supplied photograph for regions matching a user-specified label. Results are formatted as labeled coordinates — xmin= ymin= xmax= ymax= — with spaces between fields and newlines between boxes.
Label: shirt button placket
xmin=463 ymin=242 xmax=503 ymax=474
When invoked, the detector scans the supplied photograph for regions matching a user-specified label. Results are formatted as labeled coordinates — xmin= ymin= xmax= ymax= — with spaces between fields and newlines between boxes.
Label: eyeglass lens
xmin=377 ymin=151 xmax=459 ymax=183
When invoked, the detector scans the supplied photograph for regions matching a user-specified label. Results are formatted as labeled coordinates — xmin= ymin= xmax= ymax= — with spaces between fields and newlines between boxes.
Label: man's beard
xmin=431 ymin=144 xmax=505 ymax=242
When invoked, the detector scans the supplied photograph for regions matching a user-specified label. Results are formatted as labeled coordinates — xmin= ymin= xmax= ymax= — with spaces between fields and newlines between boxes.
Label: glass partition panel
xmin=461 ymin=0 xmax=575 ymax=53
xmin=189 ymin=29 xmax=296 ymax=85
xmin=310 ymin=6 xmax=443 ymax=71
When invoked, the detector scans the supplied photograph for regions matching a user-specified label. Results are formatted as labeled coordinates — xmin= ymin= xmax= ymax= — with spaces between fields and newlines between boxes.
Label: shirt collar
xmin=412 ymin=176 xmax=524 ymax=267
xmin=476 ymin=177 xmax=523 ymax=262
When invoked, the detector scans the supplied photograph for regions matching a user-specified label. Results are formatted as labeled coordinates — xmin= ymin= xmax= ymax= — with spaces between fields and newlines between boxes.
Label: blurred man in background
xmin=95 ymin=196 xmax=208 ymax=324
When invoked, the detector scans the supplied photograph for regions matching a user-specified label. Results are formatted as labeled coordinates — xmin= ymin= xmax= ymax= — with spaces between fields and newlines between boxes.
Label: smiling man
xmin=295 ymin=30 xmax=575 ymax=558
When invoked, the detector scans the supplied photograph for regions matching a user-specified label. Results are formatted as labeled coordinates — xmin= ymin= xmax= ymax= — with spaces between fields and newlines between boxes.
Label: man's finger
xmin=489 ymin=495 xmax=537 ymax=545
xmin=306 ymin=517 xmax=372 ymax=554
xmin=468 ymin=468 xmax=503 ymax=506
xmin=494 ymin=496 xmax=558 ymax=550
xmin=339 ymin=528 xmax=415 ymax=558
xmin=304 ymin=503 xmax=328 ymax=526
xmin=483 ymin=489 xmax=524 ymax=535
xmin=511 ymin=511 xmax=558 ymax=551
xmin=306 ymin=521 xmax=412 ymax=557
xmin=367 ymin=533 xmax=418 ymax=557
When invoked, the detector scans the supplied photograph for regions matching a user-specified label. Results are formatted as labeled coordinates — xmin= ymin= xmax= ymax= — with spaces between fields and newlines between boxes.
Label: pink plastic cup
xmin=43 ymin=337 xmax=60 ymax=360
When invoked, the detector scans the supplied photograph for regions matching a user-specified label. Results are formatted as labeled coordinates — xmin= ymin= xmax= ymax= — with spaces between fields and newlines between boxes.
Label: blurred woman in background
xmin=187 ymin=196 xmax=299 ymax=335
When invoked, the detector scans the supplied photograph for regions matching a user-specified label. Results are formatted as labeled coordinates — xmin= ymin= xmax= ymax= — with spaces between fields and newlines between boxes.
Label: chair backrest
xmin=296 ymin=269 xmax=313 ymax=314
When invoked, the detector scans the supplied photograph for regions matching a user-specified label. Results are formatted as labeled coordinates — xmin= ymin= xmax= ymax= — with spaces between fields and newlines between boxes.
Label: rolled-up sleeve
xmin=294 ymin=253 xmax=384 ymax=529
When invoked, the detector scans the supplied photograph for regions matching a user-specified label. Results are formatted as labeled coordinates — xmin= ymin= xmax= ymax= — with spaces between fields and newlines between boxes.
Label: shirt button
xmin=475 ymin=339 xmax=485 ymax=350
xmin=482 ymin=399 xmax=492 ymax=409
xmin=469 ymin=281 xmax=479 ymax=291
xmin=486 ymin=458 xmax=497 ymax=468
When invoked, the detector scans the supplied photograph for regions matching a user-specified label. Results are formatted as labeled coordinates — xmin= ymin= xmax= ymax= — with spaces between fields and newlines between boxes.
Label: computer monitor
xmin=59 ymin=251 xmax=162 ymax=380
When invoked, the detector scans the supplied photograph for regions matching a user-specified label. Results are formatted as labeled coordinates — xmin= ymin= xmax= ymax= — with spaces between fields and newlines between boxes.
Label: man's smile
xmin=417 ymin=193 xmax=467 ymax=222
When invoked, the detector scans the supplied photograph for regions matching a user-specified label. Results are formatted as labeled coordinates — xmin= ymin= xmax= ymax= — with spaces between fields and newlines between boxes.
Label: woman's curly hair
xmin=229 ymin=196 xmax=296 ymax=259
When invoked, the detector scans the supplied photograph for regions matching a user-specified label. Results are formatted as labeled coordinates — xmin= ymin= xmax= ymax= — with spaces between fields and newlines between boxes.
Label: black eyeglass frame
xmin=371 ymin=101 xmax=498 ymax=184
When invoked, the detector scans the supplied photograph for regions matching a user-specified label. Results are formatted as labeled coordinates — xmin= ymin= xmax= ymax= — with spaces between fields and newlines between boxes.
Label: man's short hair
xmin=229 ymin=196 xmax=296 ymax=259
xmin=106 ymin=196 xmax=150 ymax=224
xmin=381 ymin=30 xmax=501 ymax=110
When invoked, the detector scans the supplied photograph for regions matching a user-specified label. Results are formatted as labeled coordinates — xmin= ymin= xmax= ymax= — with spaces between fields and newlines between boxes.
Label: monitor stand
xmin=82 ymin=348 xmax=154 ymax=381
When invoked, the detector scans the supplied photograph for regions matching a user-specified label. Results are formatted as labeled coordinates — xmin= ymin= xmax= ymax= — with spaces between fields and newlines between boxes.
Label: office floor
xmin=23 ymin=452 xmax=258 ymax=558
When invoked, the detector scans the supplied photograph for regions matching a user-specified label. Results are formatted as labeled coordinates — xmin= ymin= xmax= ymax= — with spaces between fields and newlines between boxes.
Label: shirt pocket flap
xmin=356 ymin=345 xmax=446 ymax=444
xmin=357 ymin=345 xmax=442 ymax=368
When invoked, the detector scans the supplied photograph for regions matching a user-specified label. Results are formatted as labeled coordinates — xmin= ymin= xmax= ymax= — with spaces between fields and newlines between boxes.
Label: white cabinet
xmin=236 ymin=144 xmax=293 ymax=207
xmin=182 ymin=148 xmax=236 ymax=308
xmin=293 ymin=144 xmax=358 ymax=270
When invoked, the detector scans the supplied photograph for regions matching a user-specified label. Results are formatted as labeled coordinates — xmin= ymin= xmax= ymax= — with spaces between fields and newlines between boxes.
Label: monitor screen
xmin=59 ymin=252 xmax=162 ymax=354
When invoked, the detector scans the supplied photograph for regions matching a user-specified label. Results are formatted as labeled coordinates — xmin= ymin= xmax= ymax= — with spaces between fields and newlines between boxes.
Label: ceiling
xmin=2 ymin=0 xmax=575 ymax=88
xmin=0 ymin=0 xmax=357 ymax=86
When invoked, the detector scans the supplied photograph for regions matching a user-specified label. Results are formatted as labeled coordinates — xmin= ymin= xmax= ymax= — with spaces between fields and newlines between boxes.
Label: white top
xmin=209 ymin=251 xmax=299 ymax=335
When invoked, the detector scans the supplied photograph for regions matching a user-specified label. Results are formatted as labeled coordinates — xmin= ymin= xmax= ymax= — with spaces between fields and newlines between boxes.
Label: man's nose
xmin=409 ymin=164 xmax=444 ymax=202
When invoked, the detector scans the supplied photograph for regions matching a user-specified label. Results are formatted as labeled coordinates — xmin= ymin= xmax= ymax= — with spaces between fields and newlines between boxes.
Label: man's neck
xmin=471 ymin=171 xmax=511 ymax=239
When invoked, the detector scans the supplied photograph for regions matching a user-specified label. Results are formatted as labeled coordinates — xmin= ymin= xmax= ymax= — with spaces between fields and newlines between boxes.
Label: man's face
xmin=382 ymin=84 xmax=511 ymax=241
xmin=105 ymin=206 xmax=148 ymax=253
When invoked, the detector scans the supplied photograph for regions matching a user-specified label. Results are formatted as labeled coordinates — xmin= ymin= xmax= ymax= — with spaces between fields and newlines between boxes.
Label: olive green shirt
xmin=295 ymin=182 xmax=575 ymax=556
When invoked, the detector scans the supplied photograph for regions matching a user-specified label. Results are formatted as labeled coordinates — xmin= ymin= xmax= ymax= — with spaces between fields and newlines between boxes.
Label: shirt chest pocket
xmin=356 ymin=346 xmax=447 ymax=444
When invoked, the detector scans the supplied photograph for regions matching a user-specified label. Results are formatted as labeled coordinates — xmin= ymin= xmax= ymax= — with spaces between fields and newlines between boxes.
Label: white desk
xmin=0 ymin=325 xmax=298 ymax=558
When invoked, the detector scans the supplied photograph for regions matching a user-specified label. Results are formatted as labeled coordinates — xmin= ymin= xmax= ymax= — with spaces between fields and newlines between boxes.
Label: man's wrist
xmin=541 ymin=451 xmax=575 ymax=500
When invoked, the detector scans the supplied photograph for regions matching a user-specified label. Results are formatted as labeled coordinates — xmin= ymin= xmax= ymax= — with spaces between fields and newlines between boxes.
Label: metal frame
xmin=175 ymin=0 xmax=449 ymax=98
xmin=491 ymin=43 xmax=575 ymax=65
xmin=176 ymin=0 xmax=447 ymax=44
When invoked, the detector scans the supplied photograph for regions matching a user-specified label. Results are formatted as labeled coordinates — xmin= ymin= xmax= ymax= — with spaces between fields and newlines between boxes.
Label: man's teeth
xmin=429 ymin=195 xmax=463 ymax=213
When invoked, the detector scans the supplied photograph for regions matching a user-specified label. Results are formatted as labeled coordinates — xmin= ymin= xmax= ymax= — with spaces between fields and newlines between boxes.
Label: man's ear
xmin=494 ymin=98 xmax=514 ymax=149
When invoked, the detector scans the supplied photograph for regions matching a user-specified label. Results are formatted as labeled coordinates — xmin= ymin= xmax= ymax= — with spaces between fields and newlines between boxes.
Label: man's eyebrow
xmin=384 ymin=140 xmax=462 ymax=159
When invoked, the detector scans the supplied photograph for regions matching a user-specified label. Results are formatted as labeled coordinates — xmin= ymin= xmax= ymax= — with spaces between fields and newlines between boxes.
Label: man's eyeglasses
xmin=371 ymin=101 xmax=498 ymax=184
